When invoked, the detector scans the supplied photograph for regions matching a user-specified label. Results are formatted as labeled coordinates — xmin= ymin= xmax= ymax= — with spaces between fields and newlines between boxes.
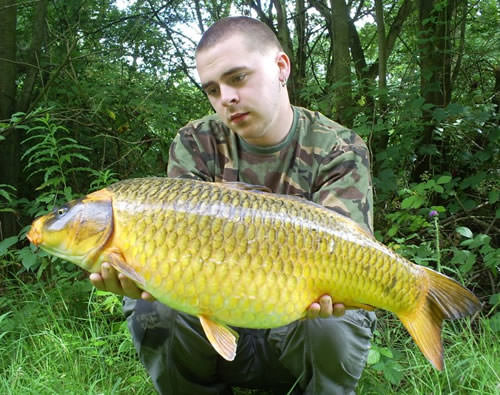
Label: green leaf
xmin=401 ymin=195 xmax=425 ymax=209
xmin=456 ymin=226 xmax=473 ymax=238
xmin=436 ymin=175 xmax=451 ymax=184
xmin=459 ymin=172 xmax=486 ymax=190
xmin=450 ymin=247 xmax=477 ymax=275
xmin=17 ymin=247 xmax=38 ymax=270
xmin=489 ymin=190 xmax=499 ymax=204
xmin=378 ymin=347 xmax=393 ymax=358
xmin=64 ymin=186 xmax=73 ymax=201
xmin=461 ymin=234 xmax=491 ymax=249
xmin=0 ymin=236 xmax=18 ymax=256
xmin=488 ymin=313 xmax=500 ymax=333
xmin=387 ymin=225 xmax=399 ymax=237
xmin=382 ymin=360 xmax=404 ymax=385
xmin=489 ymin=293 xmax=500 ymax=306
xmin=367 ymin=349 xmax=380 ymax=365
xmin=0 ymin=189 xmax=13 ymax=202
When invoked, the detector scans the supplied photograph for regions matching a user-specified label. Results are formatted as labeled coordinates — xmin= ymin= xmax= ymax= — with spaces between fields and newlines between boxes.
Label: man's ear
xmin=276 ymin=52 xmax=291 ymax=81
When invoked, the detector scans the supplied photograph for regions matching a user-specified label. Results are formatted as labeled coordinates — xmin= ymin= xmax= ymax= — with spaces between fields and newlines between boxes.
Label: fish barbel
xmin=27 ymin=177 xmax=480 ymax=369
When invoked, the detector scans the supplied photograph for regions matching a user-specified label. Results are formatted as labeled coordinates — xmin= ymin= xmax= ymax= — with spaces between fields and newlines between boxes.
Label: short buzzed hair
xmin=196 ymin=16 xmax=283 ymax=54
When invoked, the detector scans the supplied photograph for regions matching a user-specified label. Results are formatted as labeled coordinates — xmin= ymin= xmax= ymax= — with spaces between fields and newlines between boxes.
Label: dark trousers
xmin=123 ymin=298 xmax=376 ymax=395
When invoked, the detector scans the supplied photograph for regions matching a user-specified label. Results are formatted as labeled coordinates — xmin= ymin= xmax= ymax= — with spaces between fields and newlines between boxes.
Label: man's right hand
xmin=89 ymin=262 xmax=155 ymax=301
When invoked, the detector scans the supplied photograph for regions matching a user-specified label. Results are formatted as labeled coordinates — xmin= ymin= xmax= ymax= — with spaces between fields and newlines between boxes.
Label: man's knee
xmin=308 ymin=310 xmax=374 ymax=383
xmin=123 ymin=298 xmax=175 ymax=349
xmin=271 ymin=310 xmax=375 ymax=394
xmin=123 ymin=299 xmax=229 ymax=394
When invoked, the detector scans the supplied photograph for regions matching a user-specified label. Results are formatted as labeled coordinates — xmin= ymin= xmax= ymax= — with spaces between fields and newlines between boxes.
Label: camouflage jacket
xmin=167 ymin=106 xmax=373 ymax=233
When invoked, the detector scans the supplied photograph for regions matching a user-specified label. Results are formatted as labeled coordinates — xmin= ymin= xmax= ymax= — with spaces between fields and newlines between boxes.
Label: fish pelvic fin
xmin=399 ymin=266 xmax=481 ymax=371
xmin=199 ymin=315 xmax=239 ymax=361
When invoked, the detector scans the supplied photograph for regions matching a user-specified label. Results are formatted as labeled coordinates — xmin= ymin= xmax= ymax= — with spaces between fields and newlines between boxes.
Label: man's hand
xmin=89 ymin=262 xmax=155 ymax=301
xmin=306 ymin=294 xmax=345 ymax=319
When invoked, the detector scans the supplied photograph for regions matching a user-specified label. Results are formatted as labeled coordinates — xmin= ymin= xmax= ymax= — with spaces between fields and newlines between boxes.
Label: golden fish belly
xmin=108 ymin=178 xmax=423 ymax=328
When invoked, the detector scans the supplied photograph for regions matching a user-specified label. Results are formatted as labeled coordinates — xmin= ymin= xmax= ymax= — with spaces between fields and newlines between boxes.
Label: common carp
xmin=27 ymin=177 xmax=480 ymax=369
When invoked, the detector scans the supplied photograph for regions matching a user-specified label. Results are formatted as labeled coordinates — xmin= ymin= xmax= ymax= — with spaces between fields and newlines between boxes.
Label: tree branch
xmin=146 ymin=0 xmax=201 ymax=91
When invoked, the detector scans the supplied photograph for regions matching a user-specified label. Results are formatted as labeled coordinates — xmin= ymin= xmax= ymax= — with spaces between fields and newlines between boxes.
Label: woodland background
xmin=0 ymin=0 xmax=498 ymax=393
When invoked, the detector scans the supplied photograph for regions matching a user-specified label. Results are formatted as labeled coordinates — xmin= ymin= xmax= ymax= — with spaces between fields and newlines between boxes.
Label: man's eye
xmin=233 ymin=73 xmax=247 ymax=83
xmin=205 ymin=87 xmax=219 ymax=96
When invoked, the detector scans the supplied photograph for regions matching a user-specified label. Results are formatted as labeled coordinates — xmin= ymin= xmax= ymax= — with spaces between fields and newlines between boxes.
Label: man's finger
xmin=333 ymin=303 xmax=346 ymax=317
xmin=319 ymin=294 xmax=333 ymax=318
xmin=306 ymin=302 xmax=320 ymax=319
xmin=141 ymin=291 xmax=156 ymax=302
xmin=89 ymin=272 xmax=105 ymax=290
xmin=101 ymin=262 xmax=124 ymax=295
xmin=118 ymin=273 xmax=142 ymax=299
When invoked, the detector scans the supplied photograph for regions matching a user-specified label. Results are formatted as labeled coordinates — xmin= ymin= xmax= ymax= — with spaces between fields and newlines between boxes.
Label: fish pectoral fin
xmin=107 ymin=250 xmax=146 ymax=287
xmin=198 ymin=315 xmax=238 ymax=361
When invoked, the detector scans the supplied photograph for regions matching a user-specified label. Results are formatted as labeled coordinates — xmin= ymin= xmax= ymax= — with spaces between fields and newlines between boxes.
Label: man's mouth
xmin=229 ymin=112 xmax=249 ymax=123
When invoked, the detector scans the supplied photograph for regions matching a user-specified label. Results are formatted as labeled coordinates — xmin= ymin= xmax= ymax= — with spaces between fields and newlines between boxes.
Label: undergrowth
xmin=0 ymin=272 xmax=152 ymax=394
xmin=0 ymin=271 xmax=498 ymax=395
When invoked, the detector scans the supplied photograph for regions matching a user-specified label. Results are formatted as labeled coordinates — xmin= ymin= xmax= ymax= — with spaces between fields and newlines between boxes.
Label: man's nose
xmin=220 ymin=85 xmax=239 ymax=106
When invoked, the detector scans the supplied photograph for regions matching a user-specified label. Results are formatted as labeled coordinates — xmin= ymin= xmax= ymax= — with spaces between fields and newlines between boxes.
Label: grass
xmin=0 ymin=272 xmax=153 ymax=394
xmin=1 ymin=271 xmax=498 ymax=395
xmin=357 ymin=312 xmax=500 ymax=394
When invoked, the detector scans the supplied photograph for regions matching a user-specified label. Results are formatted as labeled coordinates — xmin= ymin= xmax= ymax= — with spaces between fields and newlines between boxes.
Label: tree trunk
xmin=412 ymin=0 xmax=461 ymax=181
xmin=292 ymin=0 xmax=307 ymax=106
xmin=331 ymin=0 xmax=354 ymax=127
xmin=494 ymin=65 xmax=500 ymax=118
xmin=0 ymin=0 xmax=18 ymax=238
xmin=18 ymin=0 xmax=49 ymax=112
xmin=251 ymin=0 xmax=307 ymax=107
xmin=348 ymin=0 xmax=413 ymax=137
xmin=272 ymin=0 xmax=296 ymax=100
xmin=374 ymin=0 xmax=387 ymax=95
xmin=372 ymin=0 xmax=389 ymax=164
xmin=0 ymin=0 xmax=16 ymax=121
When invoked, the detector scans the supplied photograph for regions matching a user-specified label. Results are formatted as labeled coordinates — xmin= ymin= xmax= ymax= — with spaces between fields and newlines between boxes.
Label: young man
xmin=90 ymin=16 xmax=376 ymax=394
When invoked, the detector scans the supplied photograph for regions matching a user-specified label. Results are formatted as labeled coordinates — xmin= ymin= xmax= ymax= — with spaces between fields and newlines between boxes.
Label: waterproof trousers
xmin=123 ymin=298 xmax=376 ymax=395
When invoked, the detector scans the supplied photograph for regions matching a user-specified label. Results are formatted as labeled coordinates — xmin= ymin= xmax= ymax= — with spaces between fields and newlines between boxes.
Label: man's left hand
xmin=306 ymin=294 xmax=345 ymax=318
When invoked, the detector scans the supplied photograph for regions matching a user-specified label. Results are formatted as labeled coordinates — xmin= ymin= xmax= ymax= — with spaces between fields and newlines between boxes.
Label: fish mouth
xmin=27 ymin=220 xmax=42 ymax=246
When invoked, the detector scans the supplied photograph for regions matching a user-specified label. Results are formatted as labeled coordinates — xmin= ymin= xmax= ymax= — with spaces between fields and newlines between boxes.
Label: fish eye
xmin=56 ymin=207 xmax=68 ymax=217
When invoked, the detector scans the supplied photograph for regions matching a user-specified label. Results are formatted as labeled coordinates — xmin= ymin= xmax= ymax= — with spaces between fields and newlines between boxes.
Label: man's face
xmin=196 ymin=34 xmax=289 ymax=146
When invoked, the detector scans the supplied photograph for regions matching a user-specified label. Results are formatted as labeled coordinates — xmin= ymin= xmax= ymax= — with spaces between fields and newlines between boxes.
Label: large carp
xmin=27 ymin=177 xmax=480 ymax=369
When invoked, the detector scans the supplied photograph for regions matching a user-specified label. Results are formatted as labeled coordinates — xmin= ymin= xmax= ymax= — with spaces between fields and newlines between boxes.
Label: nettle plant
xmin=0 ymin=111 xmax=95 ymax=273
xmin=21 ymin=113 xmax=92 ymax=209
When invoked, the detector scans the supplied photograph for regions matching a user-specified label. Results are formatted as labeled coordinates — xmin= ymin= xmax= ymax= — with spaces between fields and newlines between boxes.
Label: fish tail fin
xmin=398 ymin=266 xmax=481 ymax=371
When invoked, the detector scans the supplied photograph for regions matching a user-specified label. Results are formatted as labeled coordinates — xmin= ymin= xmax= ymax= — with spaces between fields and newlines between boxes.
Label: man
xmin=90 ymin=16 xmax=376 ymax=394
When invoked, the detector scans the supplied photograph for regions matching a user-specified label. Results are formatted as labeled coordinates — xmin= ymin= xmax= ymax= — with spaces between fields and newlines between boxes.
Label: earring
xmin=280 ymin=79 xmax=287 ymax=87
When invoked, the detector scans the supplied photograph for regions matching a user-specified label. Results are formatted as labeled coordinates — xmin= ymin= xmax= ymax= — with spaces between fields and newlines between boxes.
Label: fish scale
xmin=27 ymin=177 xmax=481 ymax=368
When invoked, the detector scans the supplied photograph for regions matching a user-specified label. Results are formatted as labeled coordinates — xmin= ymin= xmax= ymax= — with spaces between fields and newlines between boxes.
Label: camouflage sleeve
xmin=166 ymin=123 xmax=216 ymax=181
xmin=312 ymin=136 xmax=373 ymax=234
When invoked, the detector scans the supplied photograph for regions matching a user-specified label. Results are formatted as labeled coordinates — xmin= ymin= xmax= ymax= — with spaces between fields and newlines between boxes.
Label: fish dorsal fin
xmin=217 ymin=181 xmax=272 ymax=193
xmin=198 ymin=315 xmax=239 ymax=361
xmin=107 ymin=250 xmax=146 ymax=287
